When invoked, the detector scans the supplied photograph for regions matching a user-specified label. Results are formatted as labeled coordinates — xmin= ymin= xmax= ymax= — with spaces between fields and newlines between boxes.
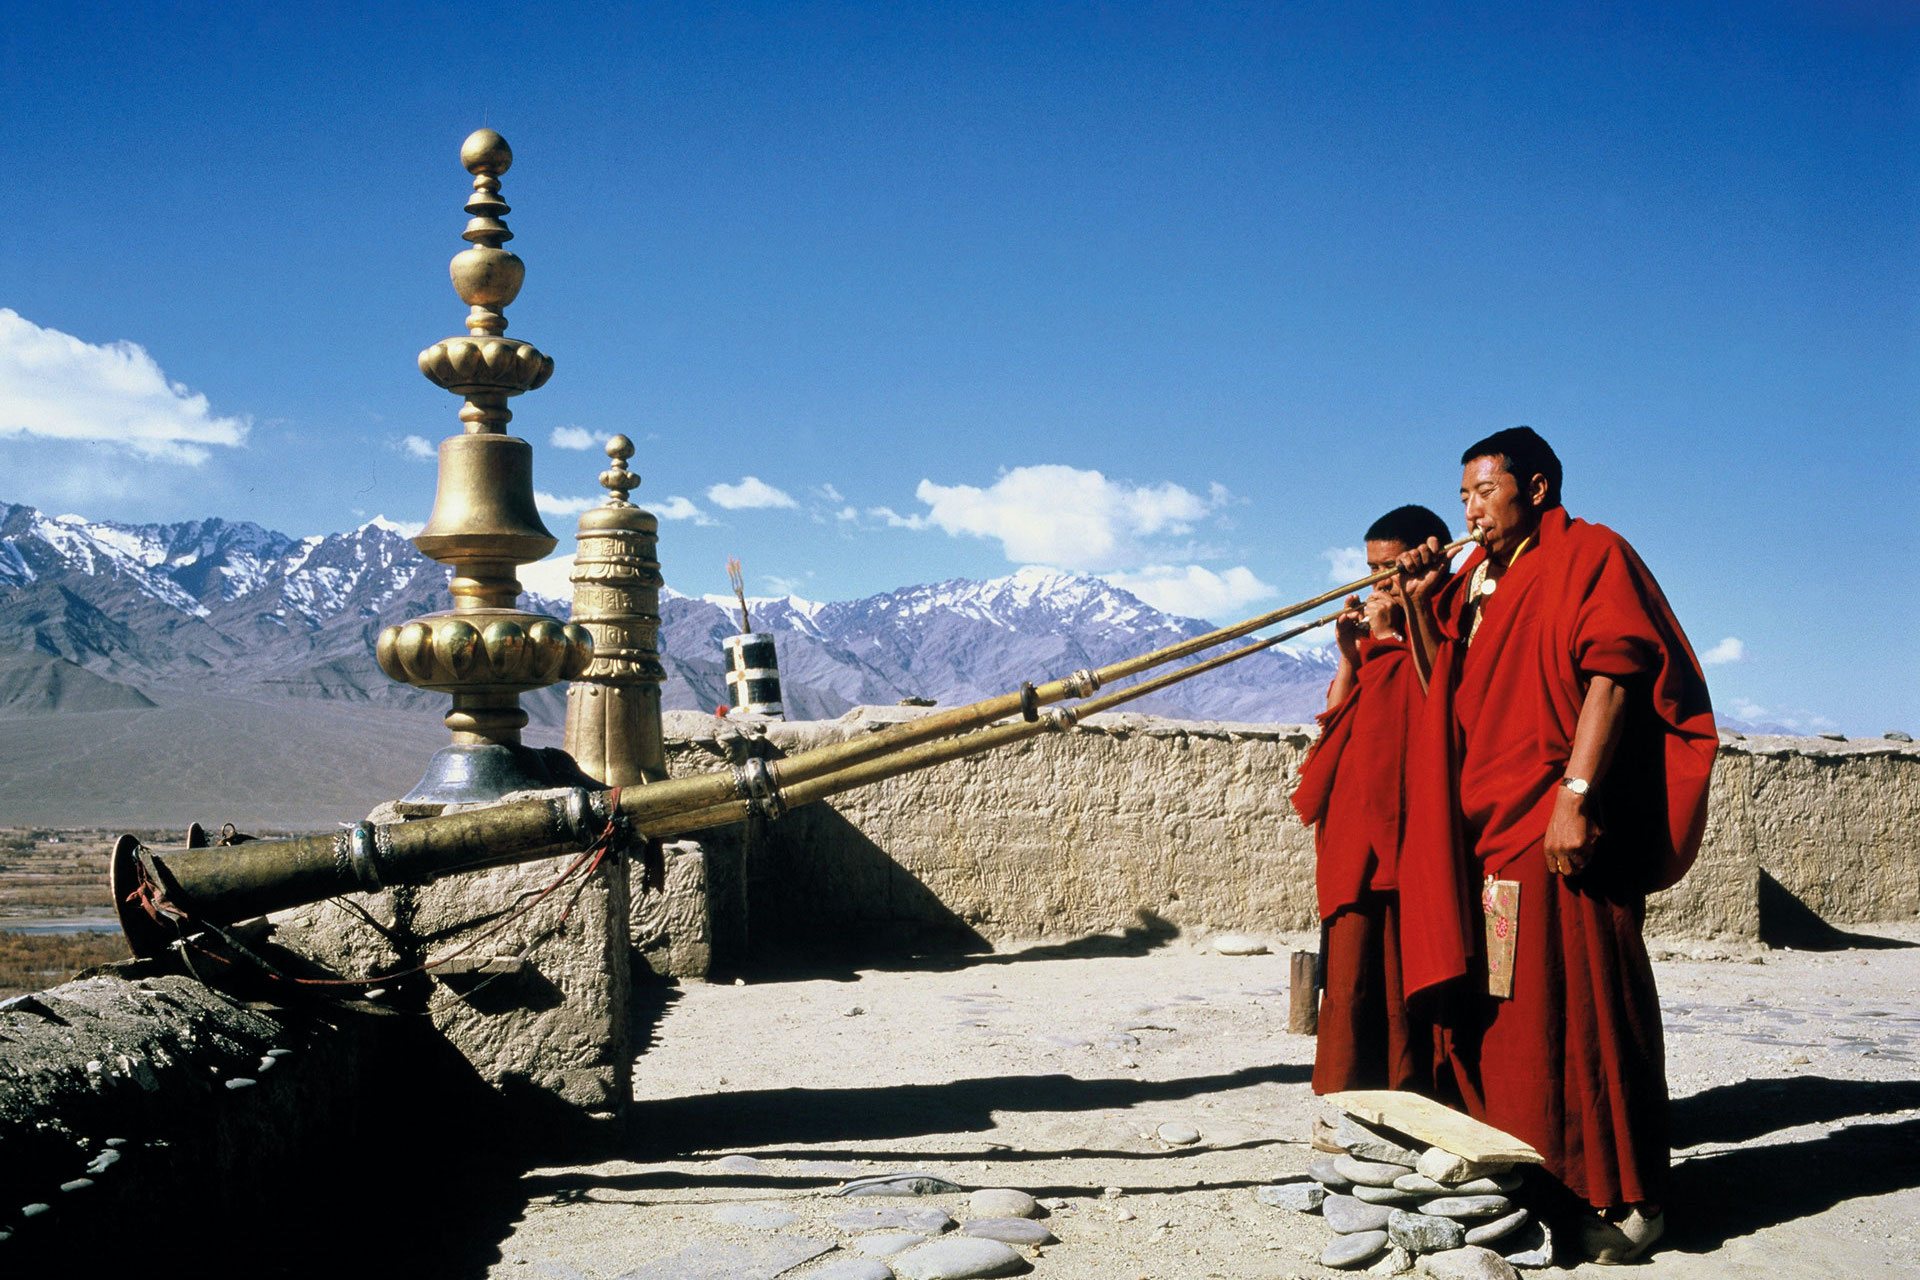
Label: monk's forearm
xmin=1326 ymin=659 xmax=1357 ymax=711
xmin=1567 ymin=675 xmax=1629 ymax=786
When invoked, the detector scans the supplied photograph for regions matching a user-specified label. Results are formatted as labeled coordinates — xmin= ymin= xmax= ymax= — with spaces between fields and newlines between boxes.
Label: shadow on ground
xmin=623 ymin=1061 xmax=1308 ymax=1155
xmin=1662 ymin=1074 xmax=1920 ymax=1253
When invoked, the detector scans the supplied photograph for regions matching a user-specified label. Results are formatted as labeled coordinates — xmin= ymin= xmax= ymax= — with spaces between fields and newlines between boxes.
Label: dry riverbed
xmin=486 ymin=927 xmax=1920 ymax=1280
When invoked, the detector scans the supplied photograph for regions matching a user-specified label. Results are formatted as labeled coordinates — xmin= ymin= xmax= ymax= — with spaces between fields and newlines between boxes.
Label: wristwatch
xmin=1560 ymin=776 xmax=1591 ymax=797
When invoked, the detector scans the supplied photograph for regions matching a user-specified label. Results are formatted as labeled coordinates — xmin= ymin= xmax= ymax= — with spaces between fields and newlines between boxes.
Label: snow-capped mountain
xmin=0 ymin=500 xmax=1335 ymax=723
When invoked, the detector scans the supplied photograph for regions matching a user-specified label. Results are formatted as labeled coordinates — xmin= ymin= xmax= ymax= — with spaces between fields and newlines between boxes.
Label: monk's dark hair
xmin=1365 ymin=504 xmax=1451 ymax=549
xmin=1461 ymin=426 xmax=1562 ymax=508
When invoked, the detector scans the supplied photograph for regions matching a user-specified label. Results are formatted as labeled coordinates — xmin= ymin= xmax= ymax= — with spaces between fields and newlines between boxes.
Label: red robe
xmin=1404 ymin=506 xmax=1717 ymax=1209
xmin=1291 ymin=637 xmax=1426 ymax=1095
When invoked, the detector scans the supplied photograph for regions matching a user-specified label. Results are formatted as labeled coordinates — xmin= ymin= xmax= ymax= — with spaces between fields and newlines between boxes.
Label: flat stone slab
xmin=832 ymin=1207 xmax=957 ymax=1234
xmin=890 ymin=1235 xmax=1029 ymax=1279
xmin=968 ymin=1188 xmax=1039 ymax=1218
xmin=1255 ymin=1181 xmax=1326 ymax=1212
xmin=1324 ymin=1229 xmax=1390 ymax=1268
xmin=1324 ymin=1193 xmax=1393 ymax=1234
xmin=1336 ymin=1115 xmax=1424 ymax=1166
xmin=1327 ymin=1092 xmax=1541 ymax=1165
xmin=961 ymin=1217 xmax=1057 ymax=1246
xmin=1335 ymin=1153 xmax=1415 ymax=1187
xmin=615 ymin=1235 xmax=836 ymax=1280
xmin=711 ymin=1203 xmax=801 ymax=1230
xmin=1211 ymin=933 xmax=1270 ymax=955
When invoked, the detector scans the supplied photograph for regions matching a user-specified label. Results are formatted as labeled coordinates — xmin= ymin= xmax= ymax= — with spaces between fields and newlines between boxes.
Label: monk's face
xmin=1365 ymin=538 xmax=1408 ymax=627
xmin=1461 ymin=455 xmax=1547 ymax=557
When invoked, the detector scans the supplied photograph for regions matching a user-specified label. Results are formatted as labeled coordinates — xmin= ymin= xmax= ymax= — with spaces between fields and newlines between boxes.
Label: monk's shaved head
xmin=1462 ymin=427 xmax=1562 ymax=510
xmin=1366 ymin=504 xmax=1451 ymax=549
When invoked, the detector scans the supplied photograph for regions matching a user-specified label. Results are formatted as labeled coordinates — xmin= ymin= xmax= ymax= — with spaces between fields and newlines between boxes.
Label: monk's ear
xmin=1525 ymin=471 xmax=1551 ymax=509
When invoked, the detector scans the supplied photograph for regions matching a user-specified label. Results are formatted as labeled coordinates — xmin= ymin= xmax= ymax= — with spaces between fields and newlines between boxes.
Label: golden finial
xmin=377 ymin=128 xmax=592 ymax=807
xmin=418 ymin=128 xmax=554 ymax=434
xmin=598 ymin=434 xmax=639 ymax=507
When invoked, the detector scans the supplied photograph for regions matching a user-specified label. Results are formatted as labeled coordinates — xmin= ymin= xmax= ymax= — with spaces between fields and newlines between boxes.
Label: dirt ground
xmin=483 ymin=927 xmax=1920 ymax=1280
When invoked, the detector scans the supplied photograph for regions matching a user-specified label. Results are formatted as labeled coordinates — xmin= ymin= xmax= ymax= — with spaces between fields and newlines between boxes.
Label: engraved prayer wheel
xmin=722 ymin=632 xmax=785 ymax=718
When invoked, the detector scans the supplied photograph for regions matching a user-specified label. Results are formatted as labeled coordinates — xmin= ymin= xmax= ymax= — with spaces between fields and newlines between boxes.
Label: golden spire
xmin=376 ymin=129 xmax=593 ymax=806
xmin=563 ymin=434 xmax=668 ymax=788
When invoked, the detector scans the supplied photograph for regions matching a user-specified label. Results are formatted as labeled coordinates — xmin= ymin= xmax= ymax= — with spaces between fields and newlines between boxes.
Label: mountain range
xmin=0 ymin=501 xmax=1338 ymax=729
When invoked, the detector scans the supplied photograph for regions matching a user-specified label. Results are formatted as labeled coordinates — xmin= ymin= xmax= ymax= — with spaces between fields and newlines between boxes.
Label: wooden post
xmin=1289 ymin=949 xmax=1319 ymax=1035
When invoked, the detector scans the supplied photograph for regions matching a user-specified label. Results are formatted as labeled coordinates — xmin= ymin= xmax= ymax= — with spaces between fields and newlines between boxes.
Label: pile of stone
xmin=1258 ymin=1112 xmax=1551 ymax=1276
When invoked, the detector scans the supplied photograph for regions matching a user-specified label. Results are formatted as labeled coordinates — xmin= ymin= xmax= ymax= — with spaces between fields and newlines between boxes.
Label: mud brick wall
xmin=663 ymin=710 xmax=1920 ymax=949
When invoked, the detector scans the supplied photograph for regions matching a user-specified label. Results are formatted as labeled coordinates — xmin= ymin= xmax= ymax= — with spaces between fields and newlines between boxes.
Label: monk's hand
xmin=1335 ymin=595 xmax=1366 ymax=659
xmin=1544 ymin=786 xmax=1602 ymax=877
xmin=1362 ymin=592 xmax=1395 ymax=638
xmin=1396 ymin=536 xmax=1447 ymax=605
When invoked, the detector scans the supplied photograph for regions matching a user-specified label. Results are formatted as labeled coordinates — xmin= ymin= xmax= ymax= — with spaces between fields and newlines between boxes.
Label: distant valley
xmin=0 ymin=501 xmax=1338 ymax=826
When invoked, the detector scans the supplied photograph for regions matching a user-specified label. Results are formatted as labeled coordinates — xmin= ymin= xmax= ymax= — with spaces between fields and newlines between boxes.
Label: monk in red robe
xmin=1291 ymin=504 xmax=1453 ymax=1097
xmin=1396 ymin=428 xmax=1716 ymax=1264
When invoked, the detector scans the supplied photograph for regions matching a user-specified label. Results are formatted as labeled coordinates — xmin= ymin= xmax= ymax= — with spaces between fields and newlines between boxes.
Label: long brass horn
xmin=111 ymin=538 xmax=1475 ymax=957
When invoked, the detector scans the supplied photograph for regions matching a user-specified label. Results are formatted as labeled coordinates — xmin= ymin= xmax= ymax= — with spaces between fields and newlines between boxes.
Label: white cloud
xmin=1700 ymin=636 xmax=1747 ymax=666
xmin=550 ymin=426 xmax=602 ymax=450
xmin=867 ymin=505 xmax=928 ymax=529
xmin=534 ymin=491 xmax=600 ymax=516
xmin=654 ymin=495 xmax=717 ymax=525
xmin=1323 ymin=546 xmax=1369 ymax=585
xmin=518 ymin=553 xmax=575 ymax=602
xmin=707 ymin=476 xmax=799 ymax=510
xmin=0 ymin=307 xmax=250 ymax=464
xmin=1104 ymin=564 xmax=1277 ymax=619
xmin=911 ymin=465 xmax=1223 ymax=572
xmin=814 ymin=483 xmax=845 ymax=503
xmin=400 ymin=434 xmax=436 ymax=460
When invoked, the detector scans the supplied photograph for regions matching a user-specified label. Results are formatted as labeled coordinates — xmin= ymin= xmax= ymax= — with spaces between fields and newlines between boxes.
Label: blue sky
xmin=2 ymin=2 xmax=1915 ymax=733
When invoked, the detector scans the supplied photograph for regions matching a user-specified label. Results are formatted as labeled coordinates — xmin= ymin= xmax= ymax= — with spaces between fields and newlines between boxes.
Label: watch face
xmin=1563 ymin=777 xmax=1590 ymax=795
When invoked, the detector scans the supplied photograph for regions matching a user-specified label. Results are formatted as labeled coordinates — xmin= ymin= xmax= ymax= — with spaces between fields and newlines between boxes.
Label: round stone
xmin=1334 ymin=1153 xmax=1415 ymax=1187
xmin=1421 ymin=1195 xmax=1514 ymax=1220
xmin=1323 ymin=1193 xmax=1393 ymax=1234
xmin=1463 ymin=1208 xmax=1530 ymax=1246
xmin=1354 ymin=1182 xmax=1426 ymax=1205
xmin=1157 ymin=1122 xmax=1202 ymax=1145
xmin=831 ymin=1207 xmax=955 ymax=1234
xmin=960 ymin=1217 xmax=1056 ymax=1246
xmin=1393 ymin=1173 xmax=1450 ymax=1195
xmin=1211 ymin=933 xmax=1270 ymax=955
xmin=890 ymin=1236 xmax=1028 ymax=1280
xmin=1310 ymin=1156 xmax=1354 ymax=1189
xmin=1418 ymin=1244 xmax=1520 ymax=1280
xmin=811 ymin=1260 xmax=896 ymax=1280
xmin=1323 ymin=1229 xmax=1391 ymax=1268
xmin=1370 ymin=1244 xmax=1414 ymax=1274
xmin=968 ymin=1188 xmax=1038 ymax=1219
xmin=852 ymin=1233 xmax=926 ymax=1256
